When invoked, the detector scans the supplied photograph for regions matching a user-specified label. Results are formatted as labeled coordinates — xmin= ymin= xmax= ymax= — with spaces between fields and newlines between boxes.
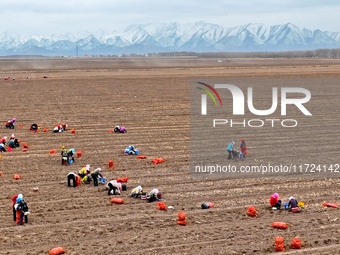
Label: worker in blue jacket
xmin=227 ymin=141 xmax=235 ymax=160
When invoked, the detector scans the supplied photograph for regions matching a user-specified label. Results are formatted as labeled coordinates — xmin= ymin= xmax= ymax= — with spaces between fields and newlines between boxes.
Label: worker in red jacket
xmin=11 ymin=194 xmax=19 ymax=221
xmin=270 ymin=193 xmax=281 ymax=209
xmin=240 ymin=139 xmax=247 ymax=158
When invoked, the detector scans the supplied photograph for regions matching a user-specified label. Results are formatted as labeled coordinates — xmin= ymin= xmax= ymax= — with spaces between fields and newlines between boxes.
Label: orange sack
xmin=156 ymin=202 xmax=167 ymax=211
xmin=207 ymin=202 xmax=215 ymax=207
xmin=272 ymin=222 xmax=288 ymax=229
xmin=22 ymin=143 xmax=28 ymax=148
xmin=13 ymin=174 xmax=21 ymax=180
xmin=275 ymin=236 xmax=285 ymax=252
xmin=116 ymin=177 xmax=128 ymax=183
xmin=77 ymin=150 xmax=82 ymax=158
xmin=291 ymin=237 xmax=302 ymax=249
xmin=247 ymin=206 xmax=257 ymax=217
xmin=111 ymin=198 xmax=124 ymax=204
xmin=108 ymin=160 xmax=114 ymax=168
xmin=153 ymin=158 xmax=165 ymax=164
xmin=49 ymin=247 xmax=66 ymax=255
xmin=177 ymin=212 xmax=187 ymax=225
xmin=75 ymin=176 xmax=81 ymax=187
xmin=322 ymin=202 xmax=338 ymax=208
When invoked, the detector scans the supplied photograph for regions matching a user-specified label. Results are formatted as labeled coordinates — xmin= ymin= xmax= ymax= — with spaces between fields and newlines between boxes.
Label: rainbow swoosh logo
xmin=196 ymin=82 xmax=223 ymax=106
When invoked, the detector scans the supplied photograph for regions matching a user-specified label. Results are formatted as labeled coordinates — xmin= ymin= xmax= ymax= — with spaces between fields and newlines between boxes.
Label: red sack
xmin=21 ymin=149 xmax=27 ymax=152
xmin=275 ymin=237 xmax=285 ymax=252
xmin=111 ymin=198 xmax=124 ymax=204
xmin=49 ymin=150 xmax=56 ymax=154
xmin=137 ymin=156 xmax=146 ymax=159
xmin=49 ymin=247 xmax=65 ymax=255
xmin=156 ymin=202 xmax=167 ymax=211
xmin=75 ymin=176 xmax=81 ymax=187
xmin=291 ymin=207 xmax=301 ymax=213
xmin=71 ymin=128 xmax=75 ymax=133
xmin=44 ymin=128 xmax=48 ymax=132
xmin=108 ymin=160 xmax=114 ymax=168
xmin=116 ymin=177 xmax=128 ymax=183
xmin=322 ymin=202 xmax=338 ymax=208
xmin=13 ymin=174 xmax=21 ymax=180
xmin=207 ymin=202 xmax=214 ymax=208
xmin=291 ymin=237 xmax=302 ymax=249
xmin=153 ymin=158 xmax=165 ymax=164
xmin=247 ymin=206 xmax=257 ymax=217
xmin=22 ymin=142 xmax=28 ymax=148
xmin=272 ymin=222 xmax=288 ymax=229
xmin=177 ymin=212 xmax=186 ymax=225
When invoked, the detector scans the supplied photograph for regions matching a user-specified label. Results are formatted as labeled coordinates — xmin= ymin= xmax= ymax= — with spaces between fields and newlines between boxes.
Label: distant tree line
xmin=147 ymin=48 xmax=340 ymax=58
xmin=84 ymin=48 xmax=340 ymax=59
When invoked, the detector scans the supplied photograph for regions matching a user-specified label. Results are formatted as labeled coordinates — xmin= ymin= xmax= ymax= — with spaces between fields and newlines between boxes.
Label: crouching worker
xmin=79 ymin=164 xmax=90 ymax=178
xmin=114 ymin=125 xmax=120 ymax=133
xmin=9 ymin=134 xmax=20 ymax=148
xmin=287 ymin=196 xmax=301 ymax=213
xmin=270 ymin=193 xmax=282 ymax=210
xmin=107 ymin=180 xmax=121 ymax=195
xmin=53 ymin=124 xmax=64 ymax=133
xmin=0 ymin=136 xmax=8 ymax=145
xmin=0 ymin=143 xmax=7 ymax=152
xmin=125 ymin=145 xmax=136 ymax=155
xmin=5 ymin=118 xmax=16 ymax=129
xmin=30 ymin=123 xmax=38 ymax=131
xmin=147 ymin=188 xmax=162 ymax=203
xmin=91 ymin=168 xmax=103 ymax=186
xmin=14 ymin=194 xmax=29 ymax=225
xmin=82 ymin=174 xmax=92 ymax=184
xmin=131 ymin=185 xmax=143 ymax=198
xmin=67 ymin=172 xmax=80 ymax=187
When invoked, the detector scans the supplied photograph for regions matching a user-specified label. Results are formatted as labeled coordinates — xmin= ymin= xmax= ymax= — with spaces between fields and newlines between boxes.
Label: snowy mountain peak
xmin=0 ymin=22 xmax=339 ymax=56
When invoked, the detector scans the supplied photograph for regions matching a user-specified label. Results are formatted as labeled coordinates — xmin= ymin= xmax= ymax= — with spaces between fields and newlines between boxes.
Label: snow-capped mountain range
xmin=1 ymin=21 xmax=340 ymax=56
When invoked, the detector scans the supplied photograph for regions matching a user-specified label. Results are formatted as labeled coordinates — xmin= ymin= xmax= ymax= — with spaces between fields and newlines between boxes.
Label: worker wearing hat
xmin=227 ymin=141 xmax=235 ymax=160
xmin=61 ymin=146 xmax=68 ymax=165
xmin=270 ymin=193 xmax=282 ymax=210
xmin=79 ymin=164 xmax=90 ymax=178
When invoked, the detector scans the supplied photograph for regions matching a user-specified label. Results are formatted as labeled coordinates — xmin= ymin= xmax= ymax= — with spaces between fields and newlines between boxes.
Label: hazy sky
xmin=2 ymin=0 xmax=340 ymax=35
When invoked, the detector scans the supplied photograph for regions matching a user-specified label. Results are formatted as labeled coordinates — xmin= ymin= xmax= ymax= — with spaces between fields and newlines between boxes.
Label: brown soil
xmin=0 ymin=57 xmax=339 ymax=255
